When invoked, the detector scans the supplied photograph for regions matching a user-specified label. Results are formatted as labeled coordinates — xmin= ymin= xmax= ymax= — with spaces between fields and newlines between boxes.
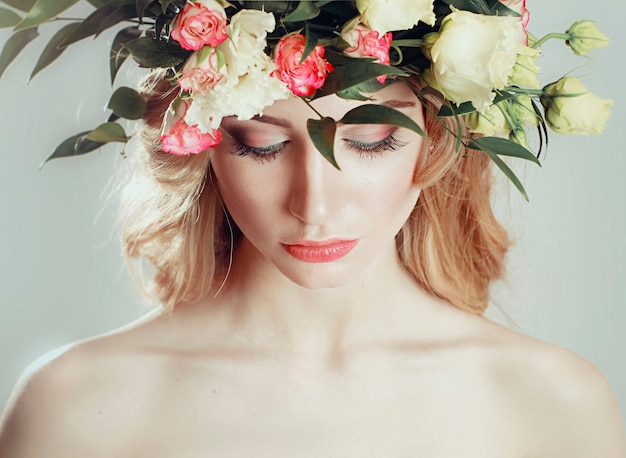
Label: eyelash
xmin=229 ymin=132 xmax=408 ymax=162
xmin=230 ymin=142 xmax=287 ymax=163
xmin=344 ymin=134 xmax=408 ymax=157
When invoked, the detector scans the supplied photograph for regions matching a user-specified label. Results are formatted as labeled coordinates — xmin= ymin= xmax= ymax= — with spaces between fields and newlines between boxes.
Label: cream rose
xmin=466 ymin=103 xmax=509 ymax=137
xmin=509 ymin=44 xmax=541 ymax=88
xmin=356 ymin=0 xmax=435 ymax=34
xmin=423 ymin=10 xmax=523 ymax=112
xmin=541 ymin=77 xmax=612 ymax=135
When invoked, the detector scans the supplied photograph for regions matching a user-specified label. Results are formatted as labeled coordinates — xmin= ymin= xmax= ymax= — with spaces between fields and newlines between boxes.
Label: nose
xmin=287 ymin=140 xmax=341 ymax=226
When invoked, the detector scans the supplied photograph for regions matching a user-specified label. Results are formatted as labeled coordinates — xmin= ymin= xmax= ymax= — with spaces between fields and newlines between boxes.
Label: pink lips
xmin=281 ymin=239 xmax=359 ymax=263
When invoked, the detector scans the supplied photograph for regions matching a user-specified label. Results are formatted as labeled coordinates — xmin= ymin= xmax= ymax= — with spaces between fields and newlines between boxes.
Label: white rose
xmin=423 ymin=10 xmax=523 ymax=112
xmin=221 ymin=9 xmax=276 ymax=78
xmin=185 ymin=68 xmax=291 ymax=132
xmin=356 ymin=0 xmax=435 ymax=34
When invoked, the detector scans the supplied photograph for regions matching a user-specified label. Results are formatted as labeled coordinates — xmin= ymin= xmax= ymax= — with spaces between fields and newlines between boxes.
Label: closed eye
xmin=230 ymin=141 xmax=289 ymax=163
xmin=343 ymin=133 xmax=408 ymax=157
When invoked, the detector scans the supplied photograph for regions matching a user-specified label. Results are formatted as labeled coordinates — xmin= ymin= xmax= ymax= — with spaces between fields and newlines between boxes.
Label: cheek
xmin=209 ymin=153 xmax=284 ymax=238
xmin=346 ymin=151 xmax=422 ymax=231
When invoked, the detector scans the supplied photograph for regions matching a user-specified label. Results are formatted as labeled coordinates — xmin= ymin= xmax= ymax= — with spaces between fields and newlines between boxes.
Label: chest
xmin=107 ymin=362 xmax=527 ymax=457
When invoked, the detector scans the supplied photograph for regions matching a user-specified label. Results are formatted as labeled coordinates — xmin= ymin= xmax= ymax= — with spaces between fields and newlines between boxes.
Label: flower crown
xmin=0 ymin=0 xmax=611 ymax=199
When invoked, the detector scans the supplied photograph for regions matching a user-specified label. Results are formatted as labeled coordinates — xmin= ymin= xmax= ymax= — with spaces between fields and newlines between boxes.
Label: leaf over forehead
xmin=340 ymin=105 xmax=427 ymax=139
xmin=307 ymin=117 xmax=339 ymax=169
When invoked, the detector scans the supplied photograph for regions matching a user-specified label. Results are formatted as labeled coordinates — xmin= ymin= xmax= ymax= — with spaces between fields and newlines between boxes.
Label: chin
xmin=277 ymin=262 xmax=367 ymax=290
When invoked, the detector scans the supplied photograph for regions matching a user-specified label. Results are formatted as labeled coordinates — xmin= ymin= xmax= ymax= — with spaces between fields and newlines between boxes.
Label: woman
xmin=1 ymin=0 xmax=624 ymax=455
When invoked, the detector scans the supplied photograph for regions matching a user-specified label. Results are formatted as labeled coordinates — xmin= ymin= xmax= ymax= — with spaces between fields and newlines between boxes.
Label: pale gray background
xmin=1 ymin=0 xmax=624 ymax=425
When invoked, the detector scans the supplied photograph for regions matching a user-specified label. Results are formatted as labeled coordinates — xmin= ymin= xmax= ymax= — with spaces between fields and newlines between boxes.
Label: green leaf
xmin=124 ymin=36 xmax=189 ymax=68
xmin=0 ymin=0 xmax=37 ymax=13
xmin=283 ymin=1 xmax=320 ymax=22
xmin=14 ymin=0 xmax=80 ymax=31
xmin=59 ymin=0 xmax=136 ymax=49
xmin=86 ymin=122 xmax=128 ymax=142
xmin=29 ymin=22 xmax=79 ymax=80
xmin=315 ymin=52 xmax=407 ymax=98
xmin=136 ymin=0 xmax=152 ymax=20
xmin=109 ymin=25 xmax=141 ymax=84
xmin=0 ymin=7 xmax=20 ymax=27
xmin=340 ymin=104 xmax=427 ymax=139
xmin=472 ymin=143 xmax=529 ymax=201
xmin=300 ymin=22 xmax=319 ymax=64
xmin=437 ymin=93 xmax=514 ymax=116
xmin=41 ymin=131 xmax=106 ymax=167
xmin=0 ymin=27 xmax=39 ymax=78
xmin=86 ymin=0 xmax=115 ymax=7
xmin=307 ymin=117 xmax=338 ymax=169
xmin=337 ymin=86 xmax=371 ymax=101
xmin=469 ymin=136 xmax=540 ymax=165
xmin=107 ymin=86 xmax=147 ymax=120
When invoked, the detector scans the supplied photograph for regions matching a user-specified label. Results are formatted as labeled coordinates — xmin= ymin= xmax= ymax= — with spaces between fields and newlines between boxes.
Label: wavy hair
xmin=120 ymin=71 xmax=510 ymax=313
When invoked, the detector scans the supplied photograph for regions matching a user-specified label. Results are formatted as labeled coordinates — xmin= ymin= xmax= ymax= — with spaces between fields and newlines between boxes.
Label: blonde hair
xmin=121 ymin=72 xmax=510 ymax=313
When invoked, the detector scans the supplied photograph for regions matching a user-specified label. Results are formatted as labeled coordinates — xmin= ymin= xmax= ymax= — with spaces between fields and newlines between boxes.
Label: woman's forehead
xmin=257 ymin=82 xmax=420 ymax=122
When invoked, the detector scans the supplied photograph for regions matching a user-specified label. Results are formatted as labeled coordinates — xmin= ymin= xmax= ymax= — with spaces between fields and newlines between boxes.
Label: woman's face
xmin=210 ymin=82 xmax=425 ymax=289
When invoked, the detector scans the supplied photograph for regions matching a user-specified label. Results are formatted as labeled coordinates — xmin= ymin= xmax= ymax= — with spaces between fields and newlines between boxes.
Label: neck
xmin=204 ymin=237 xmax=441 ymax=365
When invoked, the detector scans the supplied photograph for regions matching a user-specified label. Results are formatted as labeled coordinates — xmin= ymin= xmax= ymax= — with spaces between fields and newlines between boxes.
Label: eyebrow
xmin=250 ymin=114 xmax=293 ymax=128
xmin=381 ymin=99 xmax=417 ymax=109
xmin=248 ymin=99 xmax=417 ymax=128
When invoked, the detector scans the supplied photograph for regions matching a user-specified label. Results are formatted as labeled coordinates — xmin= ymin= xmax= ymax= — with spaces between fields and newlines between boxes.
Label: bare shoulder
xmin=0 ymin=310 xmax=167 ymax=458
xmin=473 ymin=317 xmax=626 ymax=457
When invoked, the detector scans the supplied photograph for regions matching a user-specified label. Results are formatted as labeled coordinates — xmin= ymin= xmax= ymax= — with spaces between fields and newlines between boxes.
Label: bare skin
xmin=1 ymin=84 xmax=624 ymax=456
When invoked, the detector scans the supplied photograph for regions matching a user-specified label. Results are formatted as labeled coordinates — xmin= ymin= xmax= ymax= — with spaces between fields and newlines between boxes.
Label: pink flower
xmin=170 ymin=1 xmax=228 ymax=51
xmin=160 ymin=118 xmax=222 ymax=155
xmin=178 ymin=48 xmax=226 ymax=95
xmin=499 ymin=0 xmax=530 ymax=43
xmin=342 ymin=22 xmax=392 ymax=83
xmin=273 ymin=34 xmax=334 ymax=97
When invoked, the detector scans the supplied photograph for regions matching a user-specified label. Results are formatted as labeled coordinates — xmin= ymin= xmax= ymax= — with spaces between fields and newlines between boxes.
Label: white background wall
xmin=1 ymin=0 xmax=624 ymax=426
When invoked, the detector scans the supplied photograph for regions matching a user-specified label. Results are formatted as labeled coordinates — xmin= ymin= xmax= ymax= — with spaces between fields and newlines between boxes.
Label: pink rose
xmin=273 ymin=34 xmax=334 ymax=97
xmin=499 ymin=0 xmax=530 ymax=43
xmin=160 ymin=118 xmax=222 ymax=156
xmin=178 ymin=49 xmax=226 ymax=95
xmin=171 ymin=1 xmax=228 ymax=51
xmin=342 ymin=22 xmax=392 ymax=83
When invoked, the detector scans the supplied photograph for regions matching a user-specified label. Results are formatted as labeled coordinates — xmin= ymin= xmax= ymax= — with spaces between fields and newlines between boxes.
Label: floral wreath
xmin=0 ymin=0 xmax=611 ymax=199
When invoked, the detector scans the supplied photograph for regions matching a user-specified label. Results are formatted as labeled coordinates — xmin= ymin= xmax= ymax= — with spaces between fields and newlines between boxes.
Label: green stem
xmin=391 ymin=39 xmax=424 ymax=47
xmin=532 ymin=32 xmax=570 ymax=49
xmin=302 ymin=98 xmax=324 ymax=119
xmin=505 ymin=87 xmax=545 ymax=96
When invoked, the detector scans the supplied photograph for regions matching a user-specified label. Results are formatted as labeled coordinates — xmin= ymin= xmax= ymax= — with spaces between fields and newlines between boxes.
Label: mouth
xmin=280 ymin=239 xmax=359 ymax=263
